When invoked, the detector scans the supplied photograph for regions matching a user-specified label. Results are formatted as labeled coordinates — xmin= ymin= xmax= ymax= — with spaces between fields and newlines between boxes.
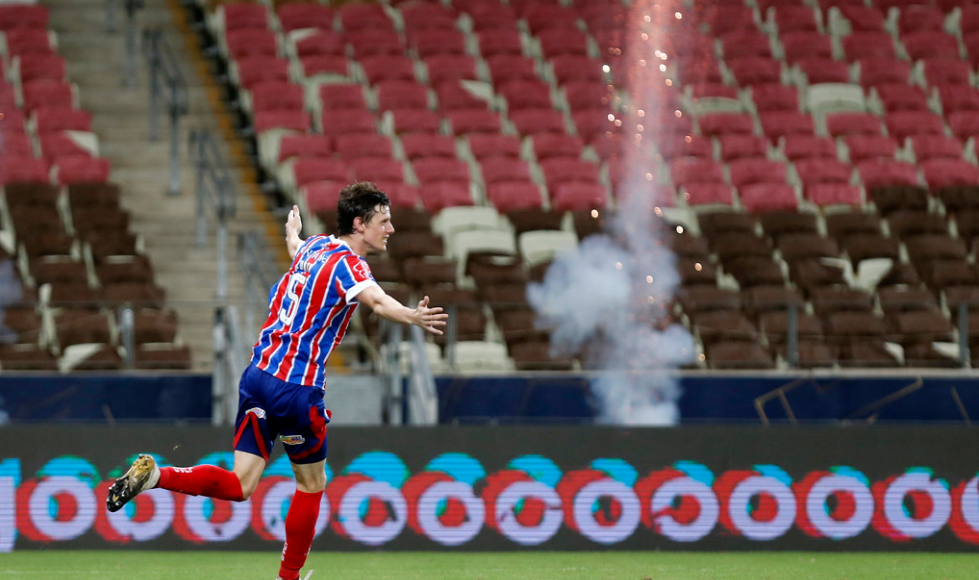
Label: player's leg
xmin=276 ymin=389 xmax=330 ymax=580
xmin=276 ymin=459 xmax=328 ymax=580
xmin=107 ymin=364 xmax=274 ymax=513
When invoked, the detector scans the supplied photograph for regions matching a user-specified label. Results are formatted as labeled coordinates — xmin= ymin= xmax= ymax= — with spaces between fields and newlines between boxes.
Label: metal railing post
xmin=217 ymin=209 xmax=228 ymax=301
xmin=123 ymin=0 xmax=142 ymax=86
xmin=212 ymin=307 xmax=227 ymax=426
xmin=119 ymin=306 xmax=135 ymax=368
xmin=191 ymin=131 xmax=207 ymax=246
xmin=386 ymin=322 xmax=404 ymax=424
xmin=786 ymin=303 xmax=799 ymax=368
xmin=168 ymin=82 xmax=181 ymax=195
xmin=959 ymin=302 xmax=971 ymax=368
xmin=147 ymin=32 xmax=160 ymax=139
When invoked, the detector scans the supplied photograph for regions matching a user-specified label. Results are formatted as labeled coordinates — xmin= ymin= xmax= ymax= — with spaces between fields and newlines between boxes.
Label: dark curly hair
xmin=336 ymin=182 xmax=391 ymax=236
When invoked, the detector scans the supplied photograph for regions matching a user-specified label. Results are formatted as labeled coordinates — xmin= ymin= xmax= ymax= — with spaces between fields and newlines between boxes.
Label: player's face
xmin=362 ymin=205 xmax=394 ymax=254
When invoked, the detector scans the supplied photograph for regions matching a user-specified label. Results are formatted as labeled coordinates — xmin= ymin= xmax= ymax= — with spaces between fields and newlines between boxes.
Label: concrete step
xmin=41 ymin=0 xmax=276 ymax=371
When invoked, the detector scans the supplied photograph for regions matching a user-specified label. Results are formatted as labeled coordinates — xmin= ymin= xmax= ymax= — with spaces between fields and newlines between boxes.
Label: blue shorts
xmin=233 ymin=363 xmax=331 ymax=465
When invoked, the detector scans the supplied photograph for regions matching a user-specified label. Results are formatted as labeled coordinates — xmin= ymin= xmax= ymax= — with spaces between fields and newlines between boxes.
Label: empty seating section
xmin=206 ymin=0 xmax=979 ymax=371
xmin=0 ymin=4 xmax=189 ymax=372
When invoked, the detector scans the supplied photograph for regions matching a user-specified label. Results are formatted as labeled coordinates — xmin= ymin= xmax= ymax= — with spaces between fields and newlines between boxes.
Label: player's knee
xmin=237 ymin=476 xmax=259 ymax=501
xmin=296 ymin=473 xmax=326 ymax=494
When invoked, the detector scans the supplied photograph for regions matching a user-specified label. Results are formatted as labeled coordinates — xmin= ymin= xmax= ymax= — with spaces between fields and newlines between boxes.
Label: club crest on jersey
xmin=246 ymin=407 xmax=267 ymax=419
xmin=353 ymin=259 xmax=371 ymax=280
xmin=279 ymin=434 xmax=305 ymax=445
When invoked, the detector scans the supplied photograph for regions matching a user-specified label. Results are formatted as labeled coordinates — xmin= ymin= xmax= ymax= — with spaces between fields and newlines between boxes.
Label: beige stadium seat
xmin=518 ymin=230 xmax=577 ymax=268
xmin=451 ymin=340 xmax=514 ymax=372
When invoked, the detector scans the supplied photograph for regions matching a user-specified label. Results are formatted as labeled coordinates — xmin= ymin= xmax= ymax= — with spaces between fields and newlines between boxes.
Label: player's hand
xmin=286 ymin=204 xmax=302 ymax=236
xmin=414 ymin=295 xmax=448 ymax=335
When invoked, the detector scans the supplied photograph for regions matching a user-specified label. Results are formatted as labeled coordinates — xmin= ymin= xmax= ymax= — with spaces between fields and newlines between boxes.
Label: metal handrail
xmin=189 ymin=128 xmax=237 ymax=300
xmin=212 ymin=305 xmax=247 ymax=426
xmin=237 ymin=232 xmax=280 ymax=341
xmin=143 ymin=27 xmax=188 ymax=196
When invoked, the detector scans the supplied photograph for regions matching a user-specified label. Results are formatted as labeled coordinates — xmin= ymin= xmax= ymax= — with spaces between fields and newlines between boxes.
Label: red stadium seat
xmin=551 ymin=182 xmax=607 ymax=212
xmin=360 ymin=55 xmax=416 ymax=85
xmin=758 ymin=110 xmax=815 ymax=141
xmin=410 ymin=29 xmax=467 ymax=58
xmin=335 ymin=134 xmax=394 ymax=160
xmin=277 ymin=4 xmax=334 ymax=32
xmin=682 ymin=183 xmax=735 ymax=206
xmin=321 ymin=109 xmax=377 ymax=137
xmin=858 ymin=58 xmax=912 ymax=88
xmin=781 ymin=134 xmax=837 ymax=160
xmin=856 ymin=159 xmax=921 ymax=188
xmin=805 ymin=183 xmax=864 ymax=206
xmin=421 ymin=182 xmax=474 ymax=211
xmin=298 ymin=55 xmax=350 ymax=80
xmin=253 ymin=110 xmax=309 ymax=133
xmin=884 ymin=111 xmax=946 ymax=141
xmin=447 ymin=109 xmax=503 ymax=135
xmin=779 ymin=31 xmax=833 ymax=63
xmin=728 ymin=158 xmax=788 ymax=188
xmin=225 ymin=29 xmax=278 ymax=59
xmin=509 ymin=109 xmax=565 ymax=135
xmin=293 ymin=32 xmax=345 ymax=57
xmin=486 ymin=181 xmax=544 ymax=211
xmin=498 ymin=80 xmax=554 ymax=111
xmin=236 ymin=57 xmax=289 ymax=88
xmin=873 ymin=84 xmax=929 ymax=112
xmin=921 ymin=159 xmax=979 ymax=189
xmin=54 ymin=156 xmax=110 ymax=185
xmin=750 ymin=83 xmax=800 ymax=112
xmin=376 ymin=80 xmax=431 ymax=111
xmin=220 ymin=3 xmax=268 ymax=31
xmin=467 ymin=134 xmax=522 ymax=160
xmin=401 ymin=134 xmax=457 ymax=160
xmin=825 ymin=112 xmax=884 ymax=138
xmin=793 ymin=158 xmax=853 ymax=186
xmin=349 ymin=158 xmax=405 ymax=183
xmin=319 ymin=84 xmax=368 ymax=111
xmin=740 ymin=183 xmax=799 ymax=213
xmin=1 ymin=157 xmax=49 ymax=184
xmin=698 ymin=113 xmax=756 ymax=137
xmin=844 ymin=135 xmax=899 ymax=163
xmin=33 ymin=108 xmax=92 ymax=133
xmin=412 ymin=158 xmax=470 ymax=186
xmin=293 ymin=159 xmax=351 ymax=189
xmin=487 ymin=55 xmax=539 ymax=86
xmin=278 ymin=135 xmax=332 ymax=163
xmin=424 ymin=55 xmax=479 ymax=85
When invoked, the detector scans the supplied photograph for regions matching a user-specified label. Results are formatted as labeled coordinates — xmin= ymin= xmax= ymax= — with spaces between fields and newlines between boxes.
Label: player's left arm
xmin=285 ymin=204 xmax=303 ymax=259
xmin=357 ymin=285 xmax=448 ymax=335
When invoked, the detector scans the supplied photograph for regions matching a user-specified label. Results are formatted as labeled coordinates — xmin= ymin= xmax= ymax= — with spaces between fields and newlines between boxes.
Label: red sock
xmin=278 ymin=489 xmax=323 ymax=580
xmin=157 ymin=465 xmax=244 ymax=502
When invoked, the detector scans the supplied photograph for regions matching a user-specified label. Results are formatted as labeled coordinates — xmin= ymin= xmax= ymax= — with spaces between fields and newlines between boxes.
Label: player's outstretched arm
xmin=358 ymin=286 xmax=448 ymax=335
xmin=285 ymin=204 xmax=304 ymax=259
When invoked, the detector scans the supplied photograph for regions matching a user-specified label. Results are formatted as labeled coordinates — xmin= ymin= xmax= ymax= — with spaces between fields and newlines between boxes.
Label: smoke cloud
xmin=527 ymin=0 xmax=694 ymax=425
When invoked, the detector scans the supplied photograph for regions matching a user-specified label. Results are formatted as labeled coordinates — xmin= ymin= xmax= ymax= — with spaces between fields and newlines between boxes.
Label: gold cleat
xmin=106 ymin=454 xmax=160 ymax=513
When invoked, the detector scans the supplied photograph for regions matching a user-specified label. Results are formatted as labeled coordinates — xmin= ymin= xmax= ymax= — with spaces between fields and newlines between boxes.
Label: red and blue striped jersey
xmin=252 ymin=235 xmax=377 ymax=388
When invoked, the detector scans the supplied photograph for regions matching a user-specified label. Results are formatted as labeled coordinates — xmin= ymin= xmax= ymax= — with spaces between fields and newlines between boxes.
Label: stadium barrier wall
xmin=2 ymin=425 xmax=979 ymax=552
xmin=3 ymin=372 xmax=979 ymax=423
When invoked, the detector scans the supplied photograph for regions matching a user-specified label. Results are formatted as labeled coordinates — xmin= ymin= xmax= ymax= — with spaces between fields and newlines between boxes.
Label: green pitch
xmin=1 ymin=550 xmax=977 ymax=580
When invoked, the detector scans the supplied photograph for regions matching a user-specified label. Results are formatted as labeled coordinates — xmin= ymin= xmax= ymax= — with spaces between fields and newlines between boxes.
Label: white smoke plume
xmin=527 ymin=0 xmax=694 ymax=425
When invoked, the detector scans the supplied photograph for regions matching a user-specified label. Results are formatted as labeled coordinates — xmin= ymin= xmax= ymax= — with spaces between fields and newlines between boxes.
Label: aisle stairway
xmin=41 ymin=0 xmax=281 ymax=371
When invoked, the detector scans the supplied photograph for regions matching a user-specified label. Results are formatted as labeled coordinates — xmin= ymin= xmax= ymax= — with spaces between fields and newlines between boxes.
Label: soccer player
xmin=106 ymin=182 xmax=448 ymax=580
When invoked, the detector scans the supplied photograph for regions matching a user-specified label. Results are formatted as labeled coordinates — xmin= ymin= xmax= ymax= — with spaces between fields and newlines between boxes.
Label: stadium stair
xmin=41 ymin=0 xmax=280 ymax=370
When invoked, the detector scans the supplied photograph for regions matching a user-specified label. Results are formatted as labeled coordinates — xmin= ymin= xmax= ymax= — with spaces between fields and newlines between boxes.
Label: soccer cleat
xmin=276 ymin=572 xmax=314 ymax=580
xmin=106 ymin=454 xmax=160 ymax=512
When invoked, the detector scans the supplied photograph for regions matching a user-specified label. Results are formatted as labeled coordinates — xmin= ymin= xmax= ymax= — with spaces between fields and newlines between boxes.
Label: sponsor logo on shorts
xmin=246 ymin=407 xmax=267 ymax=419
xmin=279 ymin=435 xmax=305 ymax=445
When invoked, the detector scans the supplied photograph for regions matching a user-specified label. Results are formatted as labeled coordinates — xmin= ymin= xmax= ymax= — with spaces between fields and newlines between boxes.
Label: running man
xmin=106 ymin=182 xmax=448 ymax=580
